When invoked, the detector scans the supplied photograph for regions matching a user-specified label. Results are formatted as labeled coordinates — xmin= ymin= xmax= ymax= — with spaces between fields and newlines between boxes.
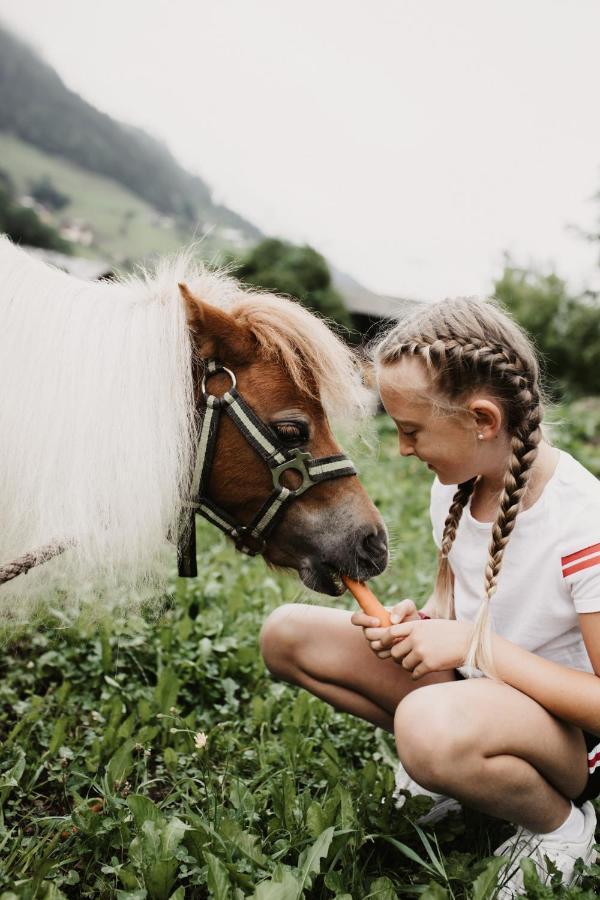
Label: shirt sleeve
xmin=561 ymin=502 xmax=600 ymax=614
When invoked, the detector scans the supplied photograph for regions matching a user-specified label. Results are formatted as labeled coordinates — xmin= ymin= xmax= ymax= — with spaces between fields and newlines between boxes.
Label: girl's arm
xmin=491 ymin=611 xmax=600 ymax=735
xmin=385 ymin=613 xmax=600 ymax=735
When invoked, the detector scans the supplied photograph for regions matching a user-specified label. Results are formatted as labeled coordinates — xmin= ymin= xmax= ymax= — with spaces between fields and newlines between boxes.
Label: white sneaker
xmin=393 ymin=760 xmax=462 ymax=826
xmin=494 ymin=801 xmax=598 ymax=899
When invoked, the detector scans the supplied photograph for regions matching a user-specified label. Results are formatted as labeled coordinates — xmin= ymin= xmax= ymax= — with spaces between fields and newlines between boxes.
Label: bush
xmin=234 ymin=238 xmax=352 ymax=330
xmin=494 ymin=264 xmax=600 ymax=396
xmin=0 ymin=178 xmax=72 ymax=253
xmin=30 ymin=175 xmax=71 ymax=211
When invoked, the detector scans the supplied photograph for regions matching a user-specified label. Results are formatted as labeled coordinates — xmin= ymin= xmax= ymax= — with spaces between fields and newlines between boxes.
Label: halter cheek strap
xmin=177 ymin=359 xmax=357 ymax=576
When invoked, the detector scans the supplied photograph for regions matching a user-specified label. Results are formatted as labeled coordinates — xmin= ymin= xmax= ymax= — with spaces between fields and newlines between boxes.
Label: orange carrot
xmin=342 ymin=575 xmax=391 ymax=626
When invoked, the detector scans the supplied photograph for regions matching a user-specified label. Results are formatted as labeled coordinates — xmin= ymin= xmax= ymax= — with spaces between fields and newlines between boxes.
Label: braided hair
xmin=376 ymin=297 xmax=544 ymax=677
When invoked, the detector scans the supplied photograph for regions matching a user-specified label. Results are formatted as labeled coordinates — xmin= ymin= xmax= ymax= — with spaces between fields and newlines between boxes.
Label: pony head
xmin=179 ymin=282 xmax=388 ymax=595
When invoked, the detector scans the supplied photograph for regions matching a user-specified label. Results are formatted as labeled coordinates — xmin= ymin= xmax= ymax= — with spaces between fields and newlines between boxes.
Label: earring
xmin=477 ymin=433 xmax=484 ymax=440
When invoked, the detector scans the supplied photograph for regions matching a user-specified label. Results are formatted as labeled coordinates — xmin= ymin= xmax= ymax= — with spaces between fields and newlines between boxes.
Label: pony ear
xmin=179 ymin=282 xmax=255 ymax=363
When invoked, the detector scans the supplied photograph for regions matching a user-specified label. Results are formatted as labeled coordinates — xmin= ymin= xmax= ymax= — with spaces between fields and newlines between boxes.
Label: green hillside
xmin=0 ymin=24 xmax=260 ymax=240
xmin=0 ymin=133 xmax=228 ymax=265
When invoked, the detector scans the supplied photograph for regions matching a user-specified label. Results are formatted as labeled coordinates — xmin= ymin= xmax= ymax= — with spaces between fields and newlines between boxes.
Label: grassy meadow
xmin=0 ymin=134 xmax=230 ymax=267
xmin=0 ymin=405 xmax=599 ymax=899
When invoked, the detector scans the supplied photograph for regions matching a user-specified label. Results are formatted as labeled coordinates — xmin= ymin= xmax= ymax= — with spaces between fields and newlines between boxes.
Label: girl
xmin=260 ymin=296 xmax=600 ymax=897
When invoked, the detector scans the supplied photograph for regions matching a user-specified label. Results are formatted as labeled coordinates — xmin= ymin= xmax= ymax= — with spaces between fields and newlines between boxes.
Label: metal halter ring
xmin=271 ymin=449 xmax=314 ymax=496
xmin=201 ymin=365 xmax=237 ymax=401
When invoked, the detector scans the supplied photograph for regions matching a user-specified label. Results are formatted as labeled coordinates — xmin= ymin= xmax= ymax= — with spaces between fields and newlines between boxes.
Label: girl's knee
xmin=260 ymin=604 xmax=303 ymax=682
xmin=394 ymin=685 xmax=477 ymax=790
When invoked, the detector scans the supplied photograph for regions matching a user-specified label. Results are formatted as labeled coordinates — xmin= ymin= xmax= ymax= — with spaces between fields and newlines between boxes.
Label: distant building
xmin=331 ymin=268 xmax=420 ymax=340
xmin=18 ymin=194 xmax=52 ymax=222
xmin=58 ymin=220 xmax=95 ymax=247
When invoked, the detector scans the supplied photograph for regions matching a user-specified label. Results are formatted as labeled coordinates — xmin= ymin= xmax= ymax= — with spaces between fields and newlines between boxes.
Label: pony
xmin=0 ymin=237 xmax=388 ymax=623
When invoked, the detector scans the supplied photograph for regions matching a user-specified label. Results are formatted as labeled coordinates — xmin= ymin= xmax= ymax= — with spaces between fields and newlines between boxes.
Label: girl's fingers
xmin=377 ymin=630 xmax=397 ymax=650
xmin=351 ymin=611 xmax=382 ymax=628
xmin=397 ymin=649 xmax=420 ymax=671
xmin=377 ymin=649 xmax=392 ymax=659
xmin=389 ymin=598 xmax=417 ymax=625
xmin=364 ymin=626 xmax=389 ymax=641
xmin=411 ymin=663 xmax=428 ymax=680
xmin=390 ymin=636 xmax=412 ymax=661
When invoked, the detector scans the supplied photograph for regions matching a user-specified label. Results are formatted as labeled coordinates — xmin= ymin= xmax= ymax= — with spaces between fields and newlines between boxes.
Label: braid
xmin=466 ymin=375 xmax=543 ymax=676
xmin=376 ymin=296 xmax=546 ymax=677
xmin=441 ymin=478 xmax=478 ymax=558
xmin=484 ymin=387 xmax=543 ymax=598
xmin=433 ymin=477 xmax=477 ymax=618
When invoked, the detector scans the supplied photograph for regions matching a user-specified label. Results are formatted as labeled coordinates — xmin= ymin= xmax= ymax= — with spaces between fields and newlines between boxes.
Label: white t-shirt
xmin=430 ymin=449 xmax=600 ymax=676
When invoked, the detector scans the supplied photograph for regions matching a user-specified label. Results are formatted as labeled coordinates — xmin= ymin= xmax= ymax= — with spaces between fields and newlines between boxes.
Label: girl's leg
xmin=260 ymin=603 xmax=455 ymax=732
xmin=394 ymin=678 xmax=589 ymax=832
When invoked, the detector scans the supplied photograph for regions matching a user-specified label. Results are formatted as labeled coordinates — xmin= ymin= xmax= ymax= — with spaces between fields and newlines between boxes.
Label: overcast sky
xmin=1 ymin=0 xmax=599 ymax=301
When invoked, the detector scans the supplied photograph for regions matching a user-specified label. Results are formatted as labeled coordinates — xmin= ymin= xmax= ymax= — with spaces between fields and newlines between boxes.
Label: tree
xmin=30 ymin=176 xmax=70 ymax=211
xmin=0 ymin=172 xmax=72 ymax=253
xmin=494 ymin=263 xmax=600 ymax=396
xmin=233 ymin=238 xmax=351 ymax=330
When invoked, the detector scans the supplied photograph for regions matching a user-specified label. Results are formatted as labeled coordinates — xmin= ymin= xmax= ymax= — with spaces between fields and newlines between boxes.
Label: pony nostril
xmin=360 ymin=527 xmax=388 ymax=563
xmin=338 ymin=525 xmax=388 ymax=581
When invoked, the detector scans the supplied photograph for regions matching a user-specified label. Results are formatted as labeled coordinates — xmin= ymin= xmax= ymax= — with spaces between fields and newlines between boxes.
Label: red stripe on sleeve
xmin=562 ymin=554 xmax=600 ymax=578
xmin=561 ymin=542 xmax=600 ymax=566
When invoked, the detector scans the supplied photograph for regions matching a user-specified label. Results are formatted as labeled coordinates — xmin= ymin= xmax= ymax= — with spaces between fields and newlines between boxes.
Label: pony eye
xmin=274 ymin=422 xmax=308 ymax=443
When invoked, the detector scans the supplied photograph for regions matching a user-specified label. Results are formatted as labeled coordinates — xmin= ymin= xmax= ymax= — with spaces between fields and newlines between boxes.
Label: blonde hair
xmin=375 ymin=297 xmax=544 ymax=677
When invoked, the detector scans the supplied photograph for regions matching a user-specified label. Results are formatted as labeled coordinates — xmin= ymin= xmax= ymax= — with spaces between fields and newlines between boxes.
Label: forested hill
xmin=0 ymin=24 xmax=261 ymax=237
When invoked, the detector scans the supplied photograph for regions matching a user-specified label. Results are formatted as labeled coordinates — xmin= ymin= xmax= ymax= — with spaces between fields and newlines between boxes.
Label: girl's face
xmin=377 ymin=357 xmax=489 ymax=485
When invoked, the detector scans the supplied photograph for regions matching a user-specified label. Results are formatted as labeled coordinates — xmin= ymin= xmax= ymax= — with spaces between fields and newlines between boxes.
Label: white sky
xmin=1 ymin=0 xmax=599 ymax=301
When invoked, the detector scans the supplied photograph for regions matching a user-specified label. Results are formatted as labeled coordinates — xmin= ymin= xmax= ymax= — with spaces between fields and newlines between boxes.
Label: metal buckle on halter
xmin=271 ymin=449 xmax=314 ymax=496
xmin=232 ymin=526 xmax=267 ymax=556
xmin=201 ymin=364 xmax=236 ymax=405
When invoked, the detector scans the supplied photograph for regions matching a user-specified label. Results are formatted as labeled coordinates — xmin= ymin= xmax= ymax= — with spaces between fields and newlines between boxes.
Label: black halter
xmin=177 ymin=359 xmax=357 ymax=576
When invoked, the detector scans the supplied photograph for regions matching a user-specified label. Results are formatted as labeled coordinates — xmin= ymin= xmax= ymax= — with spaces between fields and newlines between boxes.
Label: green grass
xmin=0 ymin=411 xmax=598 ymax=898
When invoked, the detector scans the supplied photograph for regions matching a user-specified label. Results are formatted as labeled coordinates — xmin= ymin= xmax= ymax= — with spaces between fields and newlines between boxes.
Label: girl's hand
xmin=386 ymin=619 xmax=473 ymax=679
xmin=351 ymin=598 xmax=420 ymax=658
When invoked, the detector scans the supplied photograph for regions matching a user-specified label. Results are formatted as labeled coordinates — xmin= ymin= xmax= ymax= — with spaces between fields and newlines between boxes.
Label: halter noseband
xmin=177 ymin=359 xmax=357 ymax=576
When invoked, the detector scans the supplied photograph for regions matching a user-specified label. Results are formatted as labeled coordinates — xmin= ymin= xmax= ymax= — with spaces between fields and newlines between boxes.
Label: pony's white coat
xmin=0 ymin=238 xmax=372 ymax=620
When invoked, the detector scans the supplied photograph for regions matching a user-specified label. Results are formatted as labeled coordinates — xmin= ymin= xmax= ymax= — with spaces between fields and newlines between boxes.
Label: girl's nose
xmin=398 ymin=439 xmax=415 ymax=457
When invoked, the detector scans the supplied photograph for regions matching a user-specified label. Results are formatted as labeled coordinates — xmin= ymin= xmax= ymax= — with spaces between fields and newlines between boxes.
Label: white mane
xmin=0 ymin=238 xmax=372 ymax=622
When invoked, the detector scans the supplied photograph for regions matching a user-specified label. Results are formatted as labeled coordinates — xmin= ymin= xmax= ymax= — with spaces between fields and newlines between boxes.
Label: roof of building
xmin=331 ymin=268 xmax=418 ymax=319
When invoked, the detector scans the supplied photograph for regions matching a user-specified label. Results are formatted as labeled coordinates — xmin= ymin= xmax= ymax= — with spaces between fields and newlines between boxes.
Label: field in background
xmin=0 ymin=134 xmax=227 ymax=266
xmin=0 ymin=408 xmax=598 ymax=898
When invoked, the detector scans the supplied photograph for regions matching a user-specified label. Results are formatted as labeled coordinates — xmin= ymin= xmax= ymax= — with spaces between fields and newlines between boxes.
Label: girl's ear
xmin=468 ymin=397 xmax=503 ymax=439
xmin=179 ymin=283 xmax=256 ymax=363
